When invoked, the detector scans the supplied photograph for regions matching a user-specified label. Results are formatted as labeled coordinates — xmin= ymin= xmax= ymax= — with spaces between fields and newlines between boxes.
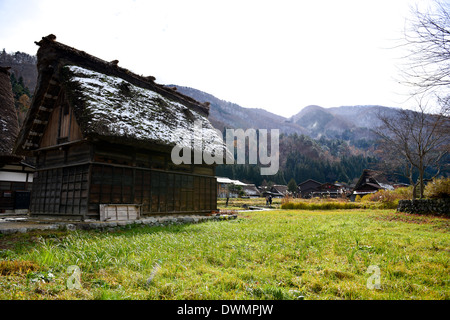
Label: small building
xmin=14 ymin=35 xmax=224 ymax=221
xmin=311 ymin=182 xmax=345 ymax=198
xmin=260 ymin=185 xmax=288 ymax=198
xmin=350 ymin=169 xmax=394 ymax=201
xmin=298 ymin=179 xmax=322 ymax=198
xmin=242 ymin=184 xmax=261 ymax=198
xmin=0 ymin=66 xmax=34 ymax=213
xmin=270 ymin=185 xmax=288 ymax=198
xmin=216 ymin=177 xmax=248 ymax=198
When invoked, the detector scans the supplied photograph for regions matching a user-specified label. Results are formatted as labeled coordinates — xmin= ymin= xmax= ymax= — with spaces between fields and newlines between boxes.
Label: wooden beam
xmin=38 ymin=106 xmax=52 ymax=112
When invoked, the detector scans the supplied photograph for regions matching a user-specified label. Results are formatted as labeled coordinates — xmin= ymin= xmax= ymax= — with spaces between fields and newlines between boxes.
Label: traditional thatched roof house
xmin=270 ymin=185 xmax=288 ymax=197
xmin=242 ymin=184 xmax=261 ymax=198
xmin=0 ymin=66 xmax=34 ymax=212
xmin=14 ymin=35 xmax=224 ymax=221
xmin=216 ymin=177 xmax=247 ymax=198
xmin=260 ymin=184 xmax=287 ymax=198
xmin=350 ymin=169 xmax=394 ymax=201
xmin=298 ymin=179 xmax=322 ymax=198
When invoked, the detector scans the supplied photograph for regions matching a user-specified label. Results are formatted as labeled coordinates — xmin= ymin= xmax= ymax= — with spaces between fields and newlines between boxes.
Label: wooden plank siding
xmin=87 ymin=163 xmax=217 ymax=219
xmin=40 ymin=92 xmax=83 ymax=148
xmin=30 ymin=141 xmax=217 ymax=220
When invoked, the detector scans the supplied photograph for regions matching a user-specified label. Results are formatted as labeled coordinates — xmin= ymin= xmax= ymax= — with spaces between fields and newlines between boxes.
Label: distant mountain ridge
xmin=172 ymin=85 xmax=308 ymax=135
xmin=173 ymin=85 xmax=401 ymax=143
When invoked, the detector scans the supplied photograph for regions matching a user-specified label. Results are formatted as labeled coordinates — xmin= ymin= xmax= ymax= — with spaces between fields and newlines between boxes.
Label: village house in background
xmin=217 ymin=171 xmax=399 ymax=201
xmin=242 ymin=184 xmax=261 ymax=198
xmin=262 ymin=184 xmax=289 ymax=198
xmin=14 ymin=35 xmax=223 ymax=221
xmin=216 ymin=177 xmax=247 ymax=198
xmin=0 ymin=66 xmax=34 ymax=213
xmin=310 ymin=182 xmax=349 ymax=198
xmin=297 ymin=179 xmax=322 ymax=198
xmin=349 ymin=169 xmax=394 ymax=201
xmin=216 ymin=177 xmax=262 ymax=198
xmin=257 ymin=182 xmax=289 ymax=198
xmin=295 ymin=179 xmax=352 ymax=199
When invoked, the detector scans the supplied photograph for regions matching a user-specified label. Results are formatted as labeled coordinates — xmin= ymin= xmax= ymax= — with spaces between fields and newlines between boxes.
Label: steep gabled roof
xmin=15 ymin=35 xmax=224 ymax=156
xmin=216 ymin=177 xmax=247 ymax=186
xmin=353 ymin=169 xmax=394 ymax=192
xmin=271 ymin=184 xmax=288 ymax=194
xmin=298 ymin=179 xmax=322 ymax=187
xmin=0 ymin=66 xmax=21 ymax=163
xmin=242 ymin=184 xmax=261 ymax=196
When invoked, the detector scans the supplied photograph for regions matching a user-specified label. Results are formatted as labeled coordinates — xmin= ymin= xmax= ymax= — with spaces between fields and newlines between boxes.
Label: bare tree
xmin=375 ymin=102 xmax=449 ymax=199
xmin=400 ymin=1 xmax=450 ymax=104
xmin=375 ymin=1 xmax=450 ymax=199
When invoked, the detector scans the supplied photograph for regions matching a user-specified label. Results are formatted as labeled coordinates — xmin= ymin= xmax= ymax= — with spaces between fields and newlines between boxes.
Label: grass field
xmin=217 ymin=197 xmax=283 ymax=210
xmin=0 ymin=209 xmax=449 ymax=300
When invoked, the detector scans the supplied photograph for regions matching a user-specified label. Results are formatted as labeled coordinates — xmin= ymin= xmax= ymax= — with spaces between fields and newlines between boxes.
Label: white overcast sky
xmin=0 ymin=0 xmax=437 ymax=117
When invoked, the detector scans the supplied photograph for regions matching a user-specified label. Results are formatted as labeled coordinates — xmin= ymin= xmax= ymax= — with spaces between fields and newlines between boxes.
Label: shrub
xmin=0 ymin=260 xmax=39 ymax=276
xmin=356 ymin=187 xmax=413 ymax=209
xmin=281 ymin=201 xmax=361 ymax=210
xmin=424 ymin=177 xmax=450 ymax=199
xmin=393 ymin=186 xmax=414 ymax=199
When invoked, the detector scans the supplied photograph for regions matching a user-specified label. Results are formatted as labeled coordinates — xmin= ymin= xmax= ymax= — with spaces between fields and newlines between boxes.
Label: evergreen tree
xmin=287 ymin=178 xmax=298 ymax=195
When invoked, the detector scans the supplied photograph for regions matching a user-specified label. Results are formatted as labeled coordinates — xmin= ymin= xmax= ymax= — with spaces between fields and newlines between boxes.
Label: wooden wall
xmin=31 ymin=142 xmax=92 ymax=219
xmin=40 ymin=92 xmax=83 ymax=148
xmin=30 ymin=164 xmax=90 ymax=219
xmin=87 ymin=143 xmax=216 ymax=219
xmin=31 ymin=141 xmax=217 ymax=220
xmin=0 ymin=181 xmax=33 ymax=211
xmin=88 ymin=164 xmax=216 ymax=218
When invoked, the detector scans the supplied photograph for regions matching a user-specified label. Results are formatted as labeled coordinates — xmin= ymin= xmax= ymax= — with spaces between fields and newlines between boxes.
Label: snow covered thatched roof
xmin=216 ymin=177 xmax=247 ymax=186
xmin=242 ymin=184 xmax=261 ymax=197
xmin=15 ymin=35 xmax=225 ymax=156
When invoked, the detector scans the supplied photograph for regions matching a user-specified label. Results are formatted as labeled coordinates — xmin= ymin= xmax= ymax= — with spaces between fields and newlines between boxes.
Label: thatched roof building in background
xmin=350 ymin=169 xmax=394 ymax=201
xmin=270 ymin=185 xmax=288 ymax=197
xmin=242 ymin=184 xmax=261 ymax=198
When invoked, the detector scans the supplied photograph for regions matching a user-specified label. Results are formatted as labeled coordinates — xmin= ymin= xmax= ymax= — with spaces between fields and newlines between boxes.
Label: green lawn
xmin=217 ymin=197 xmax=283 ymax=210
xmin=0 ymin=209 xmax=449 ymax=300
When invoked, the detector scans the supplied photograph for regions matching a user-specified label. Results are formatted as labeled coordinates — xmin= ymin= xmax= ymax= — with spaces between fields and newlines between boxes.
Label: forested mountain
xmin=173 ymin=85 xmax=385 ymax=185
xmin=0 ymin=50 xmax=37 ymax=90
xmin=216 ymin=133 xmax=379 ymax=186
xmin=0 ymin=50 xmax=36 ymax=126
xmin=174 ymin=85 xmax=396 ymax=146
xmin=172 ymin=85 xmax=308 ymax=136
